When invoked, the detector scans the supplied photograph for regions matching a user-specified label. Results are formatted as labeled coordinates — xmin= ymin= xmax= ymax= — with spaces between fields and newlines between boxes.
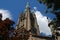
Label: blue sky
xmin=0 ymin=0 xmax=55 ymax=21
xmin=0 ymin=0 xmax=55 ymax=36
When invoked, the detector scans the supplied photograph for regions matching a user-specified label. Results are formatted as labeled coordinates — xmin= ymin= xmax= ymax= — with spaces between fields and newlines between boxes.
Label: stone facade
xmin=16 ymin=2 xmax=52 ymax=40
xmin=16 ymin=2 xmax=40 ymax=36
xmin=57 ymin=36 xmax=60 ymax=40
xmin=28 ymin=34 xmax=52 ymax=40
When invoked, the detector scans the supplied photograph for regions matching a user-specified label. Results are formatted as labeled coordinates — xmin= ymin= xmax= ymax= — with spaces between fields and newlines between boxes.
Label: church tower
xmin=15 ymin=2 xmax=42 ymax=40
xmin=16 ymin=2 xmax=40 ymax=35
xmin=15 ymin=2 xmax=53 ymax=40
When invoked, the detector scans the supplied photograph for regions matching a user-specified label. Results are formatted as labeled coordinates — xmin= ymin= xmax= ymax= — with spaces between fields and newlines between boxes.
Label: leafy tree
xmin=37 ymin=0 xmax=60 ymax=32
xmin=0 ymin=14 xmax=15 ymax=40
xmin=37 ymin=0 xmax=60 ymax=28
xmin=37 ymin=0 xmax=60 ymax=39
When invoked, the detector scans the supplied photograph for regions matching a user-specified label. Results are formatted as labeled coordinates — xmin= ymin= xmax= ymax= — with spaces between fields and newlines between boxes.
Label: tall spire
xmin=25 ymin=2 xmax=30 ymax=12
xmin=26 ymin=2 xmax=30 ymax=9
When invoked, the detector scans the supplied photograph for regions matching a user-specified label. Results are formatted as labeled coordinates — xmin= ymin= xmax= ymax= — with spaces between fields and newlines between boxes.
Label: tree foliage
xmin=38 ymin=0 xmax=60 ymax=39
xmin=0 ymin=18 xmax=15 ymax=40
xmin=38 ymin=0 xmax=60 ymax=28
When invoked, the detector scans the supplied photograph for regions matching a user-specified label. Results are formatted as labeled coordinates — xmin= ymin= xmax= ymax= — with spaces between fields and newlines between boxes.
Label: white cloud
xmin=0 ymin=9 xmax=12 ymax=20
xmin=33 ymin=7 xmax=52 ymax=35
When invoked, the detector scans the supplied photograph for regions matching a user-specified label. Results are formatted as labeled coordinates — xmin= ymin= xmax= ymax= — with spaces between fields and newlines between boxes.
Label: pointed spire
xmin=26 ymin=2 xmax=30 ymax=8
xmin=24 ymin=2 xmax=30 ymax=12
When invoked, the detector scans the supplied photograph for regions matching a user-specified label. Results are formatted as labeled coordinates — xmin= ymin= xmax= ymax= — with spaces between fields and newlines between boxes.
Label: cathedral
xmin=15 ymin=2 xmax=52 ymax=40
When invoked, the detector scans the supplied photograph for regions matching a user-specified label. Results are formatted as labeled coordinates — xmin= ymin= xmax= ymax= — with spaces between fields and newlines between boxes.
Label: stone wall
xmin=28 ymin=35 xmax=51 ymax=40
xmin=58 ymin=36 xmax=60 ymax=40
